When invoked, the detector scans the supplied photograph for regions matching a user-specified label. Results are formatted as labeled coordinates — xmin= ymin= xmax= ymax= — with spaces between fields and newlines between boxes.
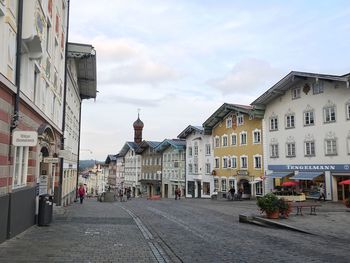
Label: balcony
xmin=22 ymin=1 xmax=45 ymax=59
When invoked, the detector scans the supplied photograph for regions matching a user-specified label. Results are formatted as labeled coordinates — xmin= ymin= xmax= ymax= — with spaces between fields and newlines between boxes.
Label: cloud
xmin=98 ymin=95 xmax=162 ymax=107
xmin=207 ymin=58 xmax=282 ymax=95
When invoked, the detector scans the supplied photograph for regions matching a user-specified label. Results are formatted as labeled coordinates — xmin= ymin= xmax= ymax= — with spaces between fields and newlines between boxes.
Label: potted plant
xmin=257 ymin=193 xmax=280 ymax=219
xmin=344 ymin=197 xmax=350 ymax=208
xmin=278 ymin=198 xmax=292 ymax=218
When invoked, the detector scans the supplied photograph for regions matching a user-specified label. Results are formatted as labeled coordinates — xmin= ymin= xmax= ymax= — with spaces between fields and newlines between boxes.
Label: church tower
xmin=133 ymin=112 xmax=144 ymax=144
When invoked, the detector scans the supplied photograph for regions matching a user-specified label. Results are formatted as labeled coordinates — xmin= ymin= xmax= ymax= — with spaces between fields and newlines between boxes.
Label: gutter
xmin=58 ymin=0 xmax=70 ymax=206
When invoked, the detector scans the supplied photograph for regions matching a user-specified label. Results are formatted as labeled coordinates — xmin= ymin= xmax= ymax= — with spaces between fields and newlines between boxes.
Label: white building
xmin=252 ymin=71 xmax=350 ymax=201
xmin=62 ymin=42 xmax=96 ymax=206
xmin=156 ymin=139 xmax=186 ymax=198
xmin=178 ymin=125 xmax=214 ymax=198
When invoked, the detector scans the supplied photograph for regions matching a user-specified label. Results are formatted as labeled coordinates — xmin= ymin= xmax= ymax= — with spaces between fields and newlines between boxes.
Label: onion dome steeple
xmin=133 ymin=111 xmax=144 ymax=144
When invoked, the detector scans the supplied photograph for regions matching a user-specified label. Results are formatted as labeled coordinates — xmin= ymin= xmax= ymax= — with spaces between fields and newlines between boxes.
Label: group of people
xmin=228 ymin=187 xmax=243 ymax=201
xmin=119 ymin=187 xmax=132 ymax=202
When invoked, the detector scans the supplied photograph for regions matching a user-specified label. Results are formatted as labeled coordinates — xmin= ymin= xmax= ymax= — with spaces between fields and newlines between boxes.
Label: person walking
xmin=78 ymin=184 xmax=86 ymax=204
xmin=175 ymin=188 xmax=178 ymax=200
xmin=318 ymin=184 xmax=326 ymax=201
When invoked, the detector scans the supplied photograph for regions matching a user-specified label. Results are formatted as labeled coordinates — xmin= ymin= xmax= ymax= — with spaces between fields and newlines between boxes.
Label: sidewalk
xmin=0 ymin=199 xmax=156 ymax=263
xmin=238 ymin=200 xmax=350 ymax=241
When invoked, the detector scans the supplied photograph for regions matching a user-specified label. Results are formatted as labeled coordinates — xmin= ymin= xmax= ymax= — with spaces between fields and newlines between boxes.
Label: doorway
xmin=164 ymin=184 xmax=168 ymax=198
xmin=197 ymin=181 xmax=201 ymax=198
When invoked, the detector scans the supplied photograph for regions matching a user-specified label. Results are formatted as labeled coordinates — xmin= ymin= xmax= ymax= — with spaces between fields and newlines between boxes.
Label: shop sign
xmin=12 ymin=131 xmax=38 ymax=146
xmin=237 ymin=170 xmax=249 ymax=176
xmin=43 ymin=157 xmax=59 ymax=163
xmin=268 ymin=164 xmax=350 ymax=172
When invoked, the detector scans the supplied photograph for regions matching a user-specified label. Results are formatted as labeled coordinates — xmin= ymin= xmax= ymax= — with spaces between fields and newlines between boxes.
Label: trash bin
xmin=38 ymin=194 xmax=53 ymax=226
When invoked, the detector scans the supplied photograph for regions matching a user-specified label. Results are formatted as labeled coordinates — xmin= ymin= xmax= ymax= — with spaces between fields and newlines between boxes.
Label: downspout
xmin=76 ymin=100 xmax=82 ymax=199
xmin=7 ymin=0 xmax=23 ymax=238
xmin=58 ymin=0 xmax=70 ymax=206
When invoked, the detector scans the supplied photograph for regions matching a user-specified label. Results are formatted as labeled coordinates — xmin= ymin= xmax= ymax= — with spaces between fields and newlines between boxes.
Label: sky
xmin=69 ymin=0 xmax=350 ymax=161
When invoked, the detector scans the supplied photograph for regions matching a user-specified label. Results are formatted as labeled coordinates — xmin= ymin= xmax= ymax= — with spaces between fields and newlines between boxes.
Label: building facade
xmin=137 ymin=140 xmax=162 ymax=197
xmin=178 ymin=125 xmax=214 ymax=198
xmin=252 ymin=71 xmax=350 ymax=201
xmin=105 ymin=154 xmax=117 ymax=190
xmin=203 ymin=103 xmax=265 ymax=199
xmin=156 ymin=139 xmax=186 ymax=199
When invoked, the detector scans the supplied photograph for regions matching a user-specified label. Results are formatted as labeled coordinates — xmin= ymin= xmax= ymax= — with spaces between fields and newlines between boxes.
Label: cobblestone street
xmin=0 ymin=198 xmax=349 ymax=263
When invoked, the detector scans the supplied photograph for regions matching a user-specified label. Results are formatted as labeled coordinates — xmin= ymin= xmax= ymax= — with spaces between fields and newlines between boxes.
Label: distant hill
xmin=79 ymin=159 xmax=103 ymax=171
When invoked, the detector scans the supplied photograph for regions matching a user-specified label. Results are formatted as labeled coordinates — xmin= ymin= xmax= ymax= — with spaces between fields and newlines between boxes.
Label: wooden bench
xmin=290 ymin=202 xmax=321 ymax=216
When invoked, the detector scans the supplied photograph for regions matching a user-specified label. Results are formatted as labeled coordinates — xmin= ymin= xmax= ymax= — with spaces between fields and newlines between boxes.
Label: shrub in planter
xmin=277 ymin=198 xmax=292 ymax=218
xmin=257 ymin=193 xmax=279 ymax=218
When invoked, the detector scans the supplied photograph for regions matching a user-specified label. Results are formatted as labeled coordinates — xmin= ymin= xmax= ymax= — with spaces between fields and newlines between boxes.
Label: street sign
xmin=12 ymin=131 xmax=38 ymax=146
xmin=43 ymin=157 xmax=59 ymax=163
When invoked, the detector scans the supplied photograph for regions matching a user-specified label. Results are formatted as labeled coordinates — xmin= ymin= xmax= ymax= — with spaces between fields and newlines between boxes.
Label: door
xmin=188 ymin=181 xmax=195 ymax=198
xmin=197 ymin=181 xmax=201 ymax=198
xmin=165 ymin=184 xmax=168 ymax=198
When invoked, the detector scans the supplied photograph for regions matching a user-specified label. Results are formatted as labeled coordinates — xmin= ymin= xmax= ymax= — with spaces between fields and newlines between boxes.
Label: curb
xmin=239 ymin=213 xmax=315 ymax=235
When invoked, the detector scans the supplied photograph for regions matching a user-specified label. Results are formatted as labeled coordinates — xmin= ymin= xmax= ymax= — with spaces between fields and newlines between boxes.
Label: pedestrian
xmin=78 ymin=184 xmax=85 ymax=204
xmin=178 ymin=188 xmax=181 ymax=200
xmin=119 ymin=189 xmax=123 ymax=202
xmin=229 ymin=187 xmax=235 ymax=201
xmin=318 ymin=184 xmax=326 ymax=201
xmin=238 ymin=188 xmax=243 ymax=201
xmin=175 ymin=188 xmax=178 ymax=200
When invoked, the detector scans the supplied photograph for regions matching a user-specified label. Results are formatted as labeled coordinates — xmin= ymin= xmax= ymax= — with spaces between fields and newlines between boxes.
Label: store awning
xmin=267 ymin=172 xmax=292 ymax=179
xmin=290 ymin=172 xmax=323 ymax=180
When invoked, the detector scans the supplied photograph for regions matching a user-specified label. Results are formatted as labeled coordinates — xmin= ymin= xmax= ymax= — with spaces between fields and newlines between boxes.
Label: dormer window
xmin=226 ymin=117 xmax=232 ymax=128
xmin=292 ymin=88 xmax=301 ymax=99
xmin=237 ymin=115 xmax=244 ymax=126
xmin=313 ymin=81 xmax=324 ymax=94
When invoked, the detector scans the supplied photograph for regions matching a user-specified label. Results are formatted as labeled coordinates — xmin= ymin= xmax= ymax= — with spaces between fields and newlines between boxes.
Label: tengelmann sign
xmin=12 ymin=131 xmax=38 ymax=146
xmin=268 ymin=164 xmax=350 ymax=172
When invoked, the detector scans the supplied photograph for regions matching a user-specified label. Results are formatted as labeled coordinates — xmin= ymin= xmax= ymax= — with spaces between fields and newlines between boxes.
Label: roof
xmin=252 ymin=71 xmax=350 ymax=107
xmin=202 ymin=103 xmax=264 ymax=135
xmin=177 ymin=125 xmax=203 ymax=139
xmin=155 ymin=139 xmax=186 ymax=153
xmin=136 ymin=140 xmax=162 ymax=154
xmin=105 ymin=154 xmax=116 ymax=164
xmin=118 ymin=141 xmax=139 ymax=156
xmin=67 ymin=42 xmax=97 ymax=100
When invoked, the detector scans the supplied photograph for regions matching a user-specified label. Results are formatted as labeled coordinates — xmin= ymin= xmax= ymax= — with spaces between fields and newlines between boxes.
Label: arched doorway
xmin=238 ymin=179 xmax=251 ymax=199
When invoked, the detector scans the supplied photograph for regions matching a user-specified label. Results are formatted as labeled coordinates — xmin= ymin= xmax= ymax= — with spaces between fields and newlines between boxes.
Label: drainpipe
xmin=76 ymin=100 xmax=82 ymax=199
xmin=58 ymin=0 xmax=70 ymax=206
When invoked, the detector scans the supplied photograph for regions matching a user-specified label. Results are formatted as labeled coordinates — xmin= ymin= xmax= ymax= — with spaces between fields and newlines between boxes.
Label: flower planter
xmin=266 ymin=210 xmax=279 ymax=219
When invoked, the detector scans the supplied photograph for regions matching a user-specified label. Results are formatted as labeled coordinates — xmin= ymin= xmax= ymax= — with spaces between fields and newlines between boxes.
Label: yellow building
xmin=203 ymin=103 xmax=265 ymax=198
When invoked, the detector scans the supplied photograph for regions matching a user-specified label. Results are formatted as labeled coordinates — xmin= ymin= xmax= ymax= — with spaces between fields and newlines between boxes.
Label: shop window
xmin=256 ymin=182 xmax=263 ymax=195
xmin=203 ymin=182 xmax=210 ymax=195
xmin=12 ymin=146 xmax=29 ymax=189
xmin=221 ymin=179 xmax=227 ymax=191
xmin=229 ymin=180 xmax=235 ymax=190
xmin=214 ymin=179 xmax=218 ymax=192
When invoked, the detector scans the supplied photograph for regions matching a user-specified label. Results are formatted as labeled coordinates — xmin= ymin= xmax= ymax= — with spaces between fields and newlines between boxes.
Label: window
xmin=305 ymin=141 xmax=315 ymax=156
xmin=228 ymin=135 xmax=235 ymax=148
xmin=270 ymin=144 xmax=279 ymax=158
xmin=205 ymin=144 xmax=211 ymax=155
xmin=256 ymin=182 xmax=263 ymax=195
xmin=286 ymin=142 xmax=296 ymax=157
xmin=215 ymin=158 xmax=220 ymax=168
xmin=231 ymin=156 xmax=237 ymax=169
xmin=237 ymin=115 xmax=244 ymax=126
xmin=304 ymin=111 xmax=314 ymax=126
xmin=253 ymin=130 xmax=261 ymax=144
xmin=221 ymin=179 xmax=227 ymax=191
xmin=285 ymin=114 xmax=295 ymax=129
xmin=223 ymin=157 xmax=228 ymax=168
xmin=188 ymin=147 xmax=193 ymax=157
xmin=346 ymin=104 xmax=350 ymax=120
xmin=325 ymin=139 xmax=337 ymax=155
xmin=194 ymin=144 xmax=198 ymax=156
xmin=229 ymin=180 xmax=234 ymax=190
xmin=240 ymin=156 xmax=248 ymax=169
xmin=215 ymin=137 xmax=220 ymax=148
xmin=188 ymin=164 xmax=193 ymax=173
xmin=12 ymin=146 xmax=29 ymax=189
xmin=214 ymin=179 xmax=219 ymax=191
xmin=226 ymin=117 xmax=232 ymax=128
xmin=270 ymin=117 xmax=278 ymax=131
xmin=194 ymin=164 xmax=198 ymax=173
xmin=254 ymin=156 xmax=262 ymax=169
xmin=205 ymin=163 xmax=211 ymax=174
xmin=312 ymin=81 xmax=324 ymax=94
xmin=347 ymin=136 xmax=350 ymax=155
xmin=240 ymin=132 xmax=247 ymax=145
xmin=222 ymin=136 xmax=228 ymax=147
xmin=292 ymin=88 xmax=301 ymax=99
xmin=324 ymin=107 xmax=336 ymax=123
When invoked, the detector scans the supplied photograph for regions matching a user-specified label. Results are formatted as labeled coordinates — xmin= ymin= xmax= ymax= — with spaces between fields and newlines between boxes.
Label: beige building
xmin=203 ymin=103 xmax=265 ymax=198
